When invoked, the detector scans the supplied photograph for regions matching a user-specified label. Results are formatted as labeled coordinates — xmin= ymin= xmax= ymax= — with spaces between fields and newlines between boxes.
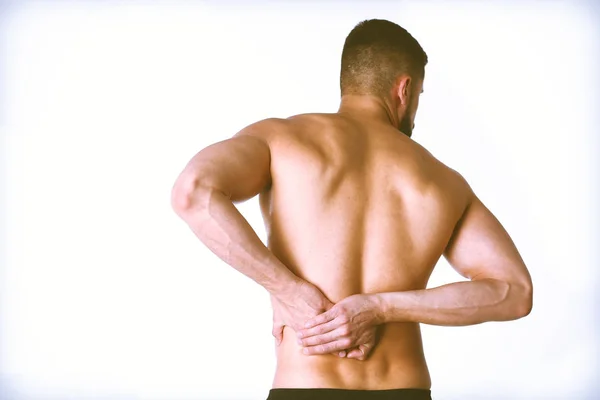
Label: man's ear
xmin=396 ymin=76 xmax=412 ymax=106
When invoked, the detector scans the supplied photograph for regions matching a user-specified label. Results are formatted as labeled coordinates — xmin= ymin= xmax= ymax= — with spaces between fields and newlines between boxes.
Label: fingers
xmin=301 ymin=337 xmax=353 ymax=356
xmin=298 ymin=316 xmax=344 ymax=340
xmin=328 ymin=350 xmax=347 ymax=358
xmin=302 ymin=307 xmax=337 ymax=330
xmin=299 ymin=324 xmax=349 ymax=347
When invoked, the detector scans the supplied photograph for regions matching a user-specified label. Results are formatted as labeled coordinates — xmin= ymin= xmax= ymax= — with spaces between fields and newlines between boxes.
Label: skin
xmin=171 ymin=73 xmax=533 ymax=390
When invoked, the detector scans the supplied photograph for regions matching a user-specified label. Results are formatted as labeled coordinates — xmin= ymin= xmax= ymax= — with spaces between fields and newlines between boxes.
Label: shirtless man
xmin=171 ymin=19 xmax=533 ymax=400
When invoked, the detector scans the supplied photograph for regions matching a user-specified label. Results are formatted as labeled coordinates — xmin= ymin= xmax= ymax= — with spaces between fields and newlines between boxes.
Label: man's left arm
xmin=171 ymin=119 xmax=301 ymax=298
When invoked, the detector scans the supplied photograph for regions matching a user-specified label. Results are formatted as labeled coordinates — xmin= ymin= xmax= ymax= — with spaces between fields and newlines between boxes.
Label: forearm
xmin=374 ymin=278 xmax=531 ymax=326
xmin=174 ymin=187 xmax=301 ymax=299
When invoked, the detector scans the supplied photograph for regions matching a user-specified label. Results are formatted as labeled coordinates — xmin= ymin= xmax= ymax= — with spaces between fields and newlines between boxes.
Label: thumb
xmin=356 ymin=343 xmax=373 ymax=360
xmin=272 ymin=323 xmax=284 ymax=346
xmin=346 ymin=347 xmax=363 ymax=359
xmin=347 ymin=343 xmax=372 ymax=361
xmin=323 ymin=299 xmax=336 ymax=311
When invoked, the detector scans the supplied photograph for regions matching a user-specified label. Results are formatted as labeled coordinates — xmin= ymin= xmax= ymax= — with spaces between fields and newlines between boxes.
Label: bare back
xmin=257 ymin=114 xmax=471 ymax=390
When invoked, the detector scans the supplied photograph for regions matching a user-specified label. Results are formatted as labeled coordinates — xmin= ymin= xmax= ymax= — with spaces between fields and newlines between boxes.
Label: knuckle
xmin=340 ymin=325 xmax=351 ymax=336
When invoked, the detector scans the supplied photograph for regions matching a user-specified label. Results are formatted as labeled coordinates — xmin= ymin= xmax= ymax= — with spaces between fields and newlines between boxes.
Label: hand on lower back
xmin=270 ymin=281 xmax=334 ymax=343
xmin=270 ymin=281 xmax=364 ymax=358
xmin=296 ymin=293 xmax=382 ymax=361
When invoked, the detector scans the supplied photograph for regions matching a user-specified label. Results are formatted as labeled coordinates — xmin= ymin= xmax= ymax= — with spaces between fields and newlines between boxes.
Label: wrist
xmin=369 ymin=293 xmax=388 ymax=324
xmin=268 ymin=272 xmax=304 ymax=301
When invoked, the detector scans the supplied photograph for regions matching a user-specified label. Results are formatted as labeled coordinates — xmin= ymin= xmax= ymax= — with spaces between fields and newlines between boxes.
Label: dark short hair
xmin=340 ymin=19 xmax=428 ymax=97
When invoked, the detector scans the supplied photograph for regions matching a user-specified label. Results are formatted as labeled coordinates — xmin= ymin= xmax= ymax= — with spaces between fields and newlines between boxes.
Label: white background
xmin=1 ymin=1 xmax=598 ymax=399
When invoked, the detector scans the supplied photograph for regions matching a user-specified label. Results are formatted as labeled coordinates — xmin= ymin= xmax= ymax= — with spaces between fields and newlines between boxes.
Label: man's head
xmin=340 ymin=19 xmax=428 ymax=137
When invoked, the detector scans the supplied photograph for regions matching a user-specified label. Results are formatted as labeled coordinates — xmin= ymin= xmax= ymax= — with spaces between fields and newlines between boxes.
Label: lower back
xmin=272 ymin=322 xmax=431 ymax=390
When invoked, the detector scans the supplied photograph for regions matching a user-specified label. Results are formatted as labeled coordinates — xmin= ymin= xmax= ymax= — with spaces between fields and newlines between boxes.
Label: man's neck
xmin=337 ymin=94 xmax=398 ymax=129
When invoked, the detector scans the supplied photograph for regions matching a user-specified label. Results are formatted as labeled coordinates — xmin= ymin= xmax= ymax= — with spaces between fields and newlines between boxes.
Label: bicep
xmin=444 ymin=195 xmax=531 ymax=287
xmin=172 ymin=126 xmax=272 ymax=205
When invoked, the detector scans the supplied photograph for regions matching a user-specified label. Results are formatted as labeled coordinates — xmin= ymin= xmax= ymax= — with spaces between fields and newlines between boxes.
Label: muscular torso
xmin=257 ymin=113 xmax=469 ymax=390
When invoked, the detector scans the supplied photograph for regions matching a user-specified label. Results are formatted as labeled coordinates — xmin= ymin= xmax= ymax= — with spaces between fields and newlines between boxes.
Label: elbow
xmin=171 ymin=176 xmax=196 ymax=215
xmin=512 ymin=281 xmax=533 ymax=319
xmin=171 ymin=192 xmax=194 ymax=217
xmin=171 ymin=174 xmax=216 ymax=216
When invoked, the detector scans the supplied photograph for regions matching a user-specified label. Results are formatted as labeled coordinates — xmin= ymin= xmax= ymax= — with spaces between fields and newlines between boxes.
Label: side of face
xmin=396 ymin=76 xmax=423 ymax=137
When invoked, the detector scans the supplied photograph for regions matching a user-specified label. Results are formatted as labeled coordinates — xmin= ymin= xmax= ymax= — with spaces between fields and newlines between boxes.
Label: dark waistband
xmin=267 ymin=388 xmax=432 ymax=400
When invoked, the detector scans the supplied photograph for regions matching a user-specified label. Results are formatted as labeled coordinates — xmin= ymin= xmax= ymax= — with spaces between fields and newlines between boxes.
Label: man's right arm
xmin=375 ymin=183 xmax=533 ymax=326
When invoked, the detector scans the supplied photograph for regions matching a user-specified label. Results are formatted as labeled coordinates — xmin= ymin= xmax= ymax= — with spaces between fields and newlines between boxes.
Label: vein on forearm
xmin=379 ymin=278 xmax=525 ymax=326
xmin=180 ymin=187 xmax=298 ymax=295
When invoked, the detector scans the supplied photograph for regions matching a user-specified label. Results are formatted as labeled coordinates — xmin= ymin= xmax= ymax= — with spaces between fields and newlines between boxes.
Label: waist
xmin=272 ymin=323 xmax=431 ymax=390
xmin=267 ymin=388 xmax=432 ymax=400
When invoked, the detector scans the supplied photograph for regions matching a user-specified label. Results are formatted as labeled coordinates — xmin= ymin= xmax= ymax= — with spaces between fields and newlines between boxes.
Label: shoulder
xmin=239 ymin=113 xmax=326 ymax=132
xmin=236 ymin=113 xmax=334 ymax=143
xmin=412 ymin=140 xmax=474 ymax=203
xmin=286 ymin=113 xmax=340 ymax=130
xmin=234 ymin=118 xmax=293 ymax=144
xmin=439 ymin=165 xmax=475 ymax=219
